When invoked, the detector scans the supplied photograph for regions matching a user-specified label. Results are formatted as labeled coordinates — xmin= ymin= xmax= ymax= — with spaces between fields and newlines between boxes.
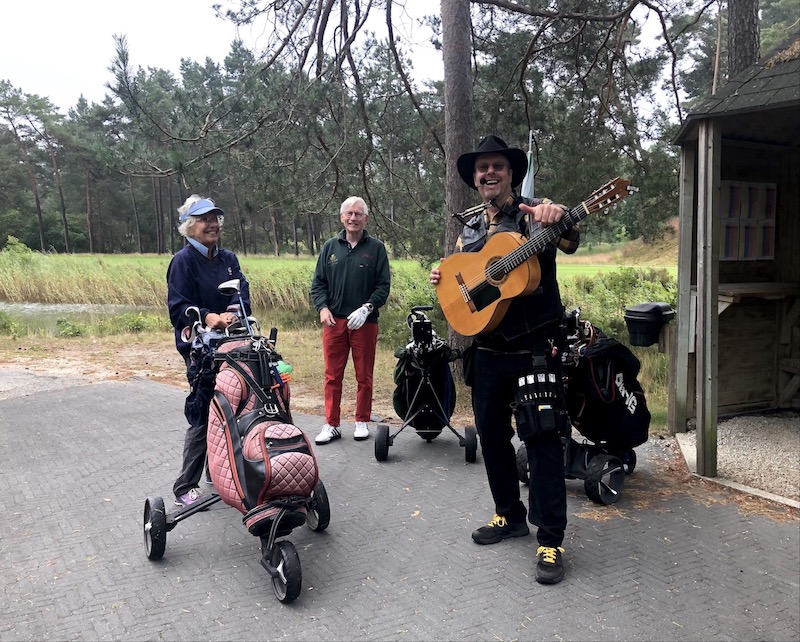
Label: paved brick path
xmin=1 ymin=377 xmax=797 ymax=641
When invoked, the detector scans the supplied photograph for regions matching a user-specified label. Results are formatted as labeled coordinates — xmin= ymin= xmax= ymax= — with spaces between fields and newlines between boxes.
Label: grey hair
xmin=340 ymin=196 xmax=368 ymax=217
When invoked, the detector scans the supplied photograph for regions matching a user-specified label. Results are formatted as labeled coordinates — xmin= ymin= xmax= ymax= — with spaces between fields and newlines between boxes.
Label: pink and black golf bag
xmin=206 ymin=334 xmax=319 ymax=538
xmin=143 ymin=291 xmax=329 ymax=603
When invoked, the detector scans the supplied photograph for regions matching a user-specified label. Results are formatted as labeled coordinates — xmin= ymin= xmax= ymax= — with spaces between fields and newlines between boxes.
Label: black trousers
xmin=173 ymin=355 xmax=209 ymax=499
xmin=471 ymin=339 xmax=567 ymax=548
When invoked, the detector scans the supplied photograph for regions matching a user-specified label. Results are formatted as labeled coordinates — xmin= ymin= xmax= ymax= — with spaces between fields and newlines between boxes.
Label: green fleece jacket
xmin=310 ymin=229 xmax=390 ymax=322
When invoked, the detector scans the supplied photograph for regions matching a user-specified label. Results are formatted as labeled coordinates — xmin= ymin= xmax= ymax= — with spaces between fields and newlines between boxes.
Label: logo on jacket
xmin=328 ymin=254 xmax=339 ymax=266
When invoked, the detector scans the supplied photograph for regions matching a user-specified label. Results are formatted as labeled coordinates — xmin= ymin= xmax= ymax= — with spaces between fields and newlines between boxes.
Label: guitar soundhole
xmin=485 ymin=256 xmax=507 ymax=285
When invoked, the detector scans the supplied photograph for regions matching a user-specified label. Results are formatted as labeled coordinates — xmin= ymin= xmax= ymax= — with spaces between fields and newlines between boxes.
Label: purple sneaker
xmin=175 ymin=487 xmax=203 ymax=507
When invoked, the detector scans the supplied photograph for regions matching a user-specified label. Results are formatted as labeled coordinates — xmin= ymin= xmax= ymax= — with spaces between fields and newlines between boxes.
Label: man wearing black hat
xmin=430 ymin=135 xmax=580 ymax=584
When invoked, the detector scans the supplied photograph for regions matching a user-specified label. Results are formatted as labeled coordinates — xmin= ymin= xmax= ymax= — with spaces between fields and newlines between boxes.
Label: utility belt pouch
xmin=511 ymin=355 xmax=568 ymax=441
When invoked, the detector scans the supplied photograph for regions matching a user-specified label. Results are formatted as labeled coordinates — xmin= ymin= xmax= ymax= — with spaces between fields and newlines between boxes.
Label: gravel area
xmin=679 ymin=411 xmax=800 ymax=503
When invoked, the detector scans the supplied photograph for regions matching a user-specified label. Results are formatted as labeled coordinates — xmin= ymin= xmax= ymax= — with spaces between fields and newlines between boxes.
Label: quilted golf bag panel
xmin=206 ymin=338 xmax=319 ymax=536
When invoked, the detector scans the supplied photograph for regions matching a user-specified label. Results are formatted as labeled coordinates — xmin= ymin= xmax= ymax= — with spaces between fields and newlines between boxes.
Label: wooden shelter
xmin=671 ymin=35 xmax=800 ymax=476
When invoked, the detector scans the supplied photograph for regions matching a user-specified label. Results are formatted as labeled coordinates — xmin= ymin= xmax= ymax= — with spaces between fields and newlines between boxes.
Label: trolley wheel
xmin=375 ymin=424 xmax=390 ymax=461
xmin=584 ymin=454 xmax=625 ymax=505
xmin=307 ymin=479 xmax=330 ymax=532
xmin=143 ymin=497 xmax=167 ymax=560
xmin=464 ymin=425 xmax=478 ymax=463
xmin=270 ymin=540 xmax=302 ymax=603
xmin=618 ymin=448 xmax=637 ymax=475
xmin=515 ymin=443 xmax=529 ymax=485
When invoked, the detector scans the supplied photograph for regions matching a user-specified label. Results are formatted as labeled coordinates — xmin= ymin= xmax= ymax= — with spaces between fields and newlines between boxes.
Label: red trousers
xmin=322 ymin=320 xmax=379 ymax=426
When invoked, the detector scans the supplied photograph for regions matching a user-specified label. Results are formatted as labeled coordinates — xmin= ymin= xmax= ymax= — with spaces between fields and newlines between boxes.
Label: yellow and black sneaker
xmin=471 ymin=514 xmax=529 ymax=545
xmin=535 ymin=545 xmax=565 ymax=584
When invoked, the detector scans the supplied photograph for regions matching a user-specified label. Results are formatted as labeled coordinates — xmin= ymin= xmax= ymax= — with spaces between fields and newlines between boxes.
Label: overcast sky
xmin=1 ymin=1 xmax=246 ymax=109
xmin=2 ymin=0 xmax=441 ymax=112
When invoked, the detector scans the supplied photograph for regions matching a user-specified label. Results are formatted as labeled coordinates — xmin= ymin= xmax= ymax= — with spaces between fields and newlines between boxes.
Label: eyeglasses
xmin=475 ymin=162 xmax=509 ymax=172
xmin=196 ymin=214 xmax=223 ymax=225
xmin=342 ymin=211 xmax=366 ymax=218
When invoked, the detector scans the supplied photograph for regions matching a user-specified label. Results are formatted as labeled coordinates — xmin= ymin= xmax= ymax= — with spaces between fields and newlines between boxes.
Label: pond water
xmin=0 ymin=302 xmax=158 ymax=332
xmin=0 ymin=302 xmax=285 ymax=333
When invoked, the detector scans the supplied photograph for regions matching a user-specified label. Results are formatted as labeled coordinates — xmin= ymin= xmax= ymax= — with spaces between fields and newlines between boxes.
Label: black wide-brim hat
xmin=456 ymin=135 xmax=528 ymax=190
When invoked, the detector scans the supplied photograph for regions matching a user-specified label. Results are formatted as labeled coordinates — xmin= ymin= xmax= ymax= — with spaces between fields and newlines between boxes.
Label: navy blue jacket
xmin=167 ymin=244 xmax=251 ymax=358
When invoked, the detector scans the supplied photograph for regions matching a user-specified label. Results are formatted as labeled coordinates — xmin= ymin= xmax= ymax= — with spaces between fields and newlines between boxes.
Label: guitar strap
xmin=460 ymin=195 xmax=531 ymax=252
xmin=486 ymin=196 xmax=529 ymax=239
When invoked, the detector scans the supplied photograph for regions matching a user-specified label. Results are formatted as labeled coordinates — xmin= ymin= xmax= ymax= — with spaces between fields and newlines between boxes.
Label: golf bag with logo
xmin=564 ymin=327 xmax=651 ymax=452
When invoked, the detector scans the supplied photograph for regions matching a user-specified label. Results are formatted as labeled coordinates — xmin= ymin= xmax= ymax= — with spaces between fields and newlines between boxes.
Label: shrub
xmin=0 ymin=311 xmax=23 ymax=338
xmin=97 ymin=313 xmax=171 ymax=335
xmin=55 ymin=318 xmax=84 ymax=337
xmin=561 ymin=267 xmax=677 ymax=341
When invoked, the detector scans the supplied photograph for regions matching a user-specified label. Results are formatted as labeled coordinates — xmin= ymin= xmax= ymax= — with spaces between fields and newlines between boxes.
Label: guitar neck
xmin=501 ymin=203 xmax=587 ymax=271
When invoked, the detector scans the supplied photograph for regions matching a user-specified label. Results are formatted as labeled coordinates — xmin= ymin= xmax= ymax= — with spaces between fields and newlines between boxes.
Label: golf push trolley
xmin=374 ymin=305 xmax=478 ymax=463
xmin=143 ymin=279 xmax=330 ymax=603
xmin=515 ymin=308 xmax=650 ymax=505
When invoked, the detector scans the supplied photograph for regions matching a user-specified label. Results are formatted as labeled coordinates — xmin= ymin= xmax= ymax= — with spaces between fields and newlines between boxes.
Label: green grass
xmin=0 ymin=241 xmax=677 ymax=433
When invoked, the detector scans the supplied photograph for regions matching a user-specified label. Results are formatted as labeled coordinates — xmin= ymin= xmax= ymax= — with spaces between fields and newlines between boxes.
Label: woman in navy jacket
xmin=167 ymin=195 xmax=250 ymax=507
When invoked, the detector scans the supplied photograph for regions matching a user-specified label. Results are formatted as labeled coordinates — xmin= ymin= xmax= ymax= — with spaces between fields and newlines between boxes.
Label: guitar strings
xmin=443 ymin=181 xmax=628 ymax=308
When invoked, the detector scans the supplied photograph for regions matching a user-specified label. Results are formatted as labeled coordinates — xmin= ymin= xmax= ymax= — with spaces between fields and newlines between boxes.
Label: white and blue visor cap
xmin=179 ymin=199 xmax=225 ymax=222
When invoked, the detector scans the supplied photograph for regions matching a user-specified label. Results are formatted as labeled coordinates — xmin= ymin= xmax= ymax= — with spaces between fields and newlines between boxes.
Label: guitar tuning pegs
xmin=627 ymin=185 xmax=640 ymax=194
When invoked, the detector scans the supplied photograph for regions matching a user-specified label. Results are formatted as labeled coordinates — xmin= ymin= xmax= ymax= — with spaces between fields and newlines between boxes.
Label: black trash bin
xmin=624 ymin=302 xmax=675 ymax=346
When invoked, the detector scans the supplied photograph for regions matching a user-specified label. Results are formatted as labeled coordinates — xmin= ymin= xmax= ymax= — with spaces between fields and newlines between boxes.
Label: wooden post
xmin=695 ymin=121 xmax=721 ymax=477
xmin=672 ymin=144 xmax=697 ymax=434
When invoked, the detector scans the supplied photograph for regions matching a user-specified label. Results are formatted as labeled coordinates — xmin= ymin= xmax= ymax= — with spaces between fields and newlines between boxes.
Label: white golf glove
xmin=347 ymin=303 xmax=373 ymax=330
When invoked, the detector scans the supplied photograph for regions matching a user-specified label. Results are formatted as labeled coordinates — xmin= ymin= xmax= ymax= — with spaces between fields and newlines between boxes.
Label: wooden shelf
xmin=717 ymin=282 xmax=800 ymax=307
xmin=688 ymin=282 xmax=800 ymax=353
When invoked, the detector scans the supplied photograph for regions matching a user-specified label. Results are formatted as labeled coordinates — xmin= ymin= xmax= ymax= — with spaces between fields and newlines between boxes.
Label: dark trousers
xmin=173 ymin=355 xmax=208 ymax=499
xmin=471 ymin=341 xmax=567 ymax=548
xmin=173 ymin=417 xmax=207 ymax=499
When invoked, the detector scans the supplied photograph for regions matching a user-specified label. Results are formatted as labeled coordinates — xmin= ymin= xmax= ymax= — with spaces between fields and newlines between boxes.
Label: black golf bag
xmin=565 ymin=328 xmax=651 ymax=452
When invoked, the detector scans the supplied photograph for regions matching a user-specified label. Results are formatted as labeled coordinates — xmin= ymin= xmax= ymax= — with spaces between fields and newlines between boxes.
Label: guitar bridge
xmin=456 ymin=273 xmax=478 ymax=313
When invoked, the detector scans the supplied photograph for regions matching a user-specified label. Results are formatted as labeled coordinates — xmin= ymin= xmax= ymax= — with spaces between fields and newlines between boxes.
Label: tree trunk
xmin=728 ymin=0 xmax=760 ymax=78
xmin=261 ymin=220 xmax=272 ymax=252
xmin=50 ymin=151 xmax=70 ymax=252
xmin=307 ymin=213 xmax=316 ymax=256
xmin=128 ymin=174 xmax=143 ymax=253
xmin=152 ymin=177 xmax=162 ymax=254
xmin=24 ymin=158 xmax=46 ymax=252
xmin=441 ymin=0 xmax=476 ymax=359
xmin=227 ymin=160 xmax=246 ymax=254
xmin=85 ymin=170 xmax=94 ymax=254
xmin=7 ymin=130 xmax=46 ymax=251
xmin=270 ymin=209 xmax=280 ymax=256
xmin=167 ymin=175 xmax=175 ymax=253
xmin=239 ymin=220 xmax=247 ymax=254
xmin=157 ymin=176 xmax=165 ymax=254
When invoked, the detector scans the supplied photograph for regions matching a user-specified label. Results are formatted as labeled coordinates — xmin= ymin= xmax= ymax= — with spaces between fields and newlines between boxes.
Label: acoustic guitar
xmin=435 ymin=178 xmax=636 ymax=337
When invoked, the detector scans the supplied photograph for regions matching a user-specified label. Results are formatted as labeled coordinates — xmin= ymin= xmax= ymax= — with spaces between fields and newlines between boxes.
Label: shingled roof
xmin=674 ymin=33 xmax=800 ymax=144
